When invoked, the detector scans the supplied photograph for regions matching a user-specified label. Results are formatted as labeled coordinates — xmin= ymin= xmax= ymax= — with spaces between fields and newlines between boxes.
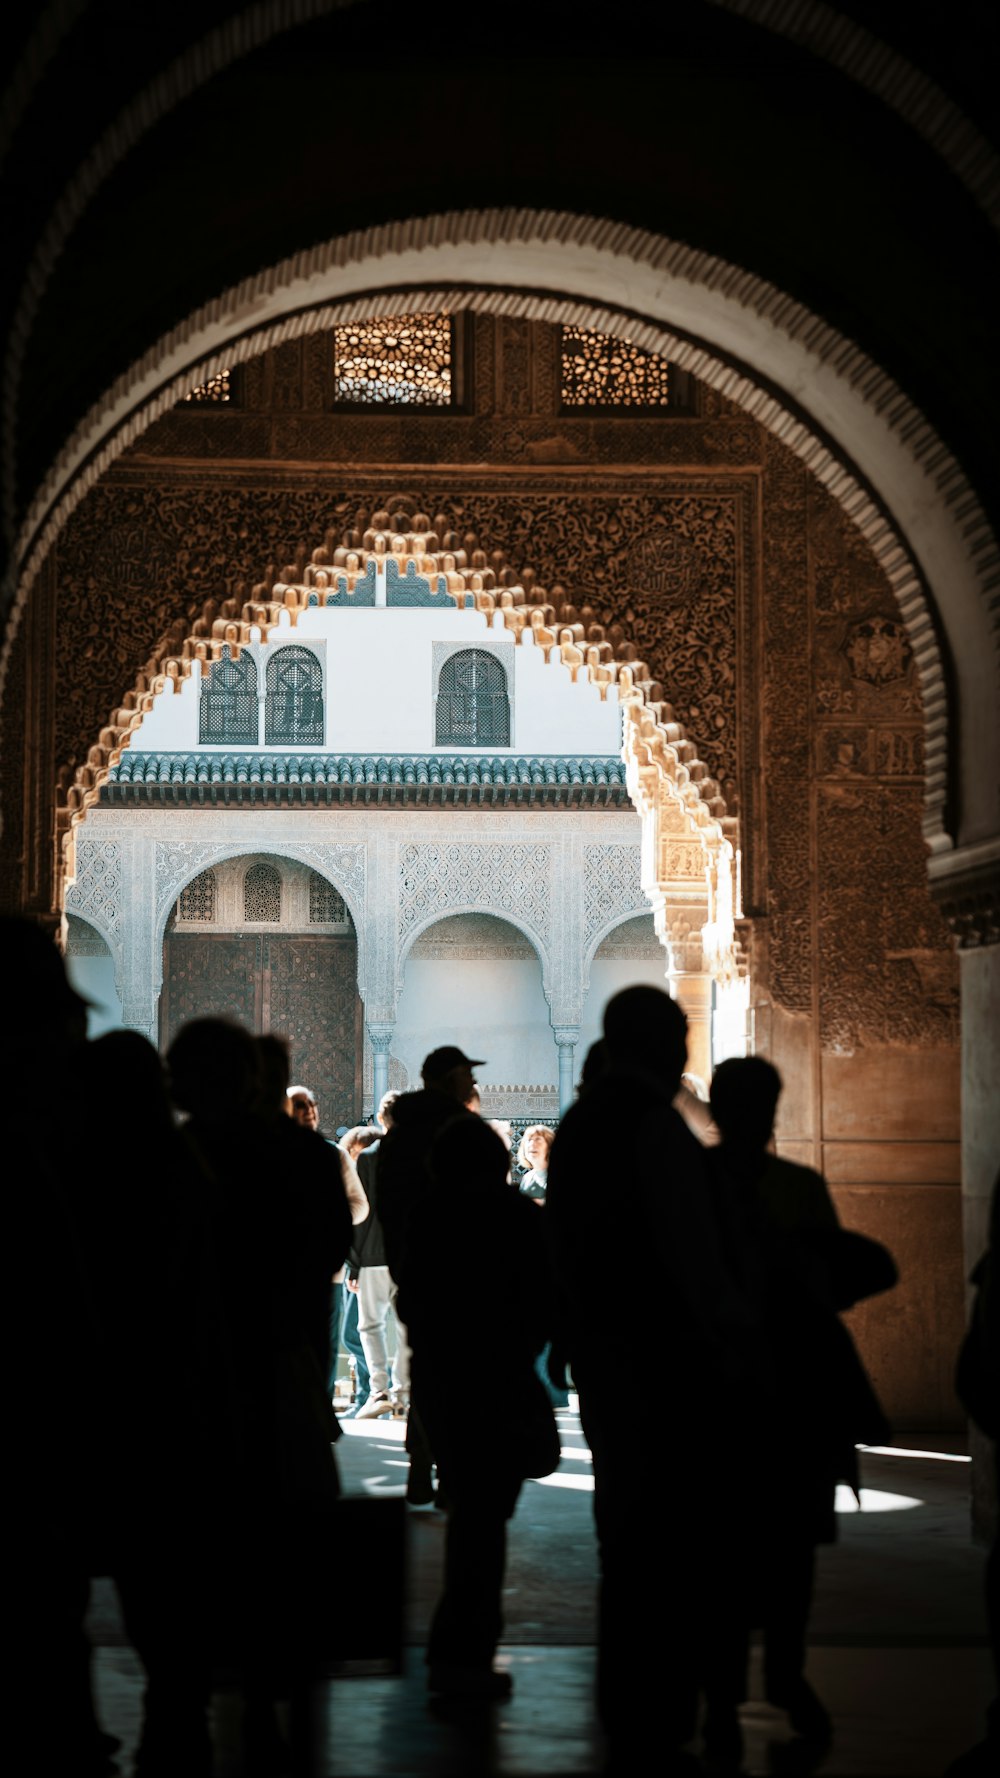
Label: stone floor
xmin=88 ymin=1409 xmax=994 ymax=1776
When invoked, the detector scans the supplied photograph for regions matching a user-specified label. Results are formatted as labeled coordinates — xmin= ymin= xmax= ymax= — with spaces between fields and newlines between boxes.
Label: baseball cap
xmin=421 ymin=1045 xmax=485 ymax=1084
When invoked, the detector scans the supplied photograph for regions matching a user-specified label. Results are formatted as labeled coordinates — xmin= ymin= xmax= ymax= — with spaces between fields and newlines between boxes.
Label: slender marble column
xmin=369 ymin=1027 xmax=393 ymax=1111
xmin=553 ymin=1026 xmax=579 ymax=1113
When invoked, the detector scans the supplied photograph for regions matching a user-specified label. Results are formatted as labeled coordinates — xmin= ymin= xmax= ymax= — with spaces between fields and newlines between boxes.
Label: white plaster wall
xmin=65 ymin=946 xmax=124 ymax=1037
xmin=129 ymin=605 xmax=621 ymax=756
xmin=134 ymin=667 xmax=202 ymax=751
xmin=579 ymin=934 xmax=669 ymax=1061
xmin=394 ymin=934 xmax=556 ymax=1089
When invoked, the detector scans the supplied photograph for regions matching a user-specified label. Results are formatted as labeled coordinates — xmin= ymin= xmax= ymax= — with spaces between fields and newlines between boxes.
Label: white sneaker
xmin=354 ymin=1391 xmax=393 ymax=1420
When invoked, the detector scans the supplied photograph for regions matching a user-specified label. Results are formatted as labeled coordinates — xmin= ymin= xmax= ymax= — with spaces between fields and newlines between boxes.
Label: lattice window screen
xmin=185 ymin=369 xmax=232 ymax=402
xmin=265 ymin=647 xmax=324 ymax=745
xmin=435 ymin=650 xmax=511 ymax=746
xmin=309 ymin=872 xmax=347 ymax=925
xmin=561 ymin=326 xmax=670 ymax=407
xmin=178 ymin=869 xmax=216 ymax=923
xmin=244 ymin=862 xmax=282 ymax=922
xmin=334 ymin=315 xmax=452 ymax=405
xmin=200 ymin=651 xmax=258 ymax=744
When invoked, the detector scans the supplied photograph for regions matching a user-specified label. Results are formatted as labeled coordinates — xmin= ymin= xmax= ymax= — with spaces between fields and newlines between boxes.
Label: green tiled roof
xmin=103 ymin=753 xmax=631 ymax=808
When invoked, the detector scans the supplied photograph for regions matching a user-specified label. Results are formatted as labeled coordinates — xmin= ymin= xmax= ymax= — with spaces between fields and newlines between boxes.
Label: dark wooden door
xmin=161 ymin=932 xmax=361 ymax=1129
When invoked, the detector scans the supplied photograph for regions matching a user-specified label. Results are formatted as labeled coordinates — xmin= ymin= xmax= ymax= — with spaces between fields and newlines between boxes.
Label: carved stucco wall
xmin=4 ymin=321 xmax=957 ymax=1069
xmin=808 ymin=473 xmax=958 ymax=1054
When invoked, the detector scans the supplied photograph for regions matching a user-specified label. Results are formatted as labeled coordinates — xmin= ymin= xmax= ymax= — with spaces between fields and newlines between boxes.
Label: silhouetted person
xmin=7 ymin=917 xmax=120 ymax=1775
xmin=271 ymin=1055 xmax=369 ymax=1420
xmin=708 ymin=1056 xmax=896 ymax=1757
xmin=547 ymin=986 xmax=757 ymax=1772
xmin=166 ymin=1017 xmax=352 ymax=1772
xmin=377 ymin=1047 xmax=484 ymax=1283
xmin=375 ymin=1051 xmax=485 ymax=1506
xmin=78 ymin=1030 xmax=234 ymax=1777
xmin=948 ymin=1168 xmax=999 ymax=1777
xmin=397 ymin=1115 xmax=559 ymax=1698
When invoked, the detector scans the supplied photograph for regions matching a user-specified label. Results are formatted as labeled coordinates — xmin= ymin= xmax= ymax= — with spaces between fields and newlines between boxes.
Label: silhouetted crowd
xmin=8 ymin=916 xmax=997 ymax=1777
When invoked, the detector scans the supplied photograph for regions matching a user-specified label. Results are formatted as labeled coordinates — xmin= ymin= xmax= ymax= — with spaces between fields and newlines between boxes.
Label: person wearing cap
xmin=375 ymin=1047 xmax=484 ymax=1279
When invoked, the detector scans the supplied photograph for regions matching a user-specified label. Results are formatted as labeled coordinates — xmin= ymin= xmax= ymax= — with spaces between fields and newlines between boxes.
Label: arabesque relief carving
xmin=0 ymin=320 xmax=954 ymax=1112
xmin=761 ymin=436 xmax=813 ymax=1013
xmin=816 ymin=785 xmax=957 ymax=1049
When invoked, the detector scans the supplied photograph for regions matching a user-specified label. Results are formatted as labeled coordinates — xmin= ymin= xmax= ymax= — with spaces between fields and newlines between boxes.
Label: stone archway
xmin=7 ymin=213 xmax=997 ymax=866
xmin=60 ymin=500 xmax=741 ymax=1099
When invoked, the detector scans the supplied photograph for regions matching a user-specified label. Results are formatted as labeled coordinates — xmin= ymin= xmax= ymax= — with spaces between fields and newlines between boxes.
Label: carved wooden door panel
xmin=161 ymin=934 xmax=262 ymax=1048
xmin=161 ymin=931 xmax=361 ymax=1131
xmin=265 ymin=935 xmax=361 ymax=1132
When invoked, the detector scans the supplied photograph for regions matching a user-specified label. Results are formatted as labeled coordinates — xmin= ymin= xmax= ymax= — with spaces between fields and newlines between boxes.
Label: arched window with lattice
xmin=264 ymin=647 xmax=324 ymax=745
xmin=244 ymin=861 xmax=281 ymax=923
xmin=177 ymin=868 xmax=216 ymax=923
xmin=199 ymin=650 xmax=258 ymax=744
xmin=435 ymin=650 xmax=511 ymax=746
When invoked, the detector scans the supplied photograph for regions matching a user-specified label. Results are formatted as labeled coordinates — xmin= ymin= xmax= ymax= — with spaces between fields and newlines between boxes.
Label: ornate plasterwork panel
xmin=152 ymin=837 xmax=367 ymax=948
xmin=583 ymin=842 xmax=649 ymax=957
xmin=817 ymin=784 xmax=958 ymax=1050
xmin=397 ymin=840 xmax=552 ymax=950
xmin=762 ymin=437 xmax=813 ymax=1015
xmin=64 ymin=837 xmax=123 ymax=947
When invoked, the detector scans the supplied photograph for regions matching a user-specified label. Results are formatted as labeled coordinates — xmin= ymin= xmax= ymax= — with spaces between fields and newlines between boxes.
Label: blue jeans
xmin=341 ymin=1287 xmax=370 ymax=1404
xmin=535 ymin=1343 xmax=570 ymax=1408
xmin=327 ymin=1280 xmax=345 ymax=1396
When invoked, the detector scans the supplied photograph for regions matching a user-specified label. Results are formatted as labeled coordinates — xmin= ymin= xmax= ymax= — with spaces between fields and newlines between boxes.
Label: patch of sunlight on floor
xmin=857 ymin=1444 xmax=970 ymax=1463
xmin=835 ymin=1485 xmax=923 ymax=1513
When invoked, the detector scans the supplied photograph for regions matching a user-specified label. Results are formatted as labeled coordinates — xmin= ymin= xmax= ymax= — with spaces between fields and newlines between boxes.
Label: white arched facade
xmin=64 ymin=807 xmax=655 ymax=1111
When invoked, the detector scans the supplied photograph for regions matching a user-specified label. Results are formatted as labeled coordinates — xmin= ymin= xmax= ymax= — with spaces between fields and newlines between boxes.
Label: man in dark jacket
xmin=707 ymin=1055 xmax=896 ymax=1759
xmin=397 ymin=1115 xmax=559 ymax=1698
xmin=374 ymin=1049 xmax=483 ymax=1505
xmin=547 ymin=986 xmax=757 ymax=1772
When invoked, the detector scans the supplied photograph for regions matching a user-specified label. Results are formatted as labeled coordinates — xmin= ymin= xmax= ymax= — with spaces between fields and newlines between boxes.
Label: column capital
xmin=368 ymin=1026 xmax=394 ymax=1054
xmin=553 ymin=1025 xmax=580 ymax=1048
xmin=121 ymin=1000 xmax=158 ymax=1045
xmin=928 ymin=846 xmax=1000 ymax=948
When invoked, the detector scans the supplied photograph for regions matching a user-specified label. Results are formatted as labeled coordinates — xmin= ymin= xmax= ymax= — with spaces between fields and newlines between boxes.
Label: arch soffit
xmin=62 ymin=903 xmax=122 ymax=973
xmin=583 ymin=907 xmax=664 ymax=982
xmin=707 ymin=0 xmax=1000 ymax=228
xmin=152 ymin=843 xmax=367 ymax=994
xmin=8 ymin=216 xmax=997 ymax=854
xmin=396 ymin=904 xmax=551 ymax=1004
